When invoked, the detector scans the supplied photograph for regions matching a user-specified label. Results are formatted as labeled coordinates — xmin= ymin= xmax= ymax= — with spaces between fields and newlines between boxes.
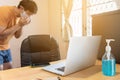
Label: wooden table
xmin=0 ymin=60 xmax=120 ymax=80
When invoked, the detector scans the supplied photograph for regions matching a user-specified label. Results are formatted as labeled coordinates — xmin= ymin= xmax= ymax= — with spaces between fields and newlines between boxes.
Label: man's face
xmin=19 ymin=5 xmax=34 ymax=17
xmin=20 ymin=10 xmax=34 ymax=23
xmin=25 ymin=10 xmax=34 ymax=17
xmin=21 ymin=10 xmax=33 ymax=18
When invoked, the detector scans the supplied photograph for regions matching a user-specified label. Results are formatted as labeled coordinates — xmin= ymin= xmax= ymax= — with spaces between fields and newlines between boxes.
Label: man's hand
xmin=14 ymin=27 xmax=22 ymax=38
xmin=18 ymin=17 xmax=31 ymax=27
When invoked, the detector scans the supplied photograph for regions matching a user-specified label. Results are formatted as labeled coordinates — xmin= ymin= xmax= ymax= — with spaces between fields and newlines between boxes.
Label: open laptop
xmin=43 ymin=36 xmax=101 ymax=76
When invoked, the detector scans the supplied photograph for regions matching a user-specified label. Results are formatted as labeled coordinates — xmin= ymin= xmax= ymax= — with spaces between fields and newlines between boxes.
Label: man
xmin=0 ymin=0 xmax=38 ymax=70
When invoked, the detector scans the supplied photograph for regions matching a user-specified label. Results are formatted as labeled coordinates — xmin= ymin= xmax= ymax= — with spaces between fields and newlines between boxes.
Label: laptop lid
xmin=64 ymin=36 xmax=101 ymax=75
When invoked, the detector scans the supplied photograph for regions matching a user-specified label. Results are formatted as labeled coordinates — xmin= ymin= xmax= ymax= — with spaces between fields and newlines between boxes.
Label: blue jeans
xmin=0 ymin=49 xmax=12 ymax=65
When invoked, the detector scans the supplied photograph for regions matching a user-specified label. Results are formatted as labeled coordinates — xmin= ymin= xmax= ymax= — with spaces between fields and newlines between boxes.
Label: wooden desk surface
xmin=0 ymin=60 xmax=120 ymax=80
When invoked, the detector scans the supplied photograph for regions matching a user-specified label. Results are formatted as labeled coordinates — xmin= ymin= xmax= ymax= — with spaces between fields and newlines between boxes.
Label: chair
xmin=21 ymin=35 xmax=60 ymax=67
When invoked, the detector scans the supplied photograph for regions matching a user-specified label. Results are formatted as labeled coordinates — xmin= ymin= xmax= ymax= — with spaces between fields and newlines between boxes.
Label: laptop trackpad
xmin=43 ymin=61 xmax=66 ymax=75
xmin=56 ymin=66 xmax=65 ymax=72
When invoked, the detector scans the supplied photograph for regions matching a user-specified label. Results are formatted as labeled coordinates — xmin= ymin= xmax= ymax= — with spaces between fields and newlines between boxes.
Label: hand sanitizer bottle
xmin=102 ymin=39 xmax=116 ymax=76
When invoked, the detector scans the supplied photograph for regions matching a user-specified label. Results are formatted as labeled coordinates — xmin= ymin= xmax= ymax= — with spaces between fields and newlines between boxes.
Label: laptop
xmin=43 ymin=36 xmax=101 ymax=76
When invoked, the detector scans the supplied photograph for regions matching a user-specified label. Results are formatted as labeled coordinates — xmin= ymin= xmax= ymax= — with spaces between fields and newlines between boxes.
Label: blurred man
xmin=0 ymin=0 xmax=38 ymax=70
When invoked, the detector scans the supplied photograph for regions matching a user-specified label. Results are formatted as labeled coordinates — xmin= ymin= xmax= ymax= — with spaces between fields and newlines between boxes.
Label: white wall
xmin=0 ymin=0 xmax=49 ymax=68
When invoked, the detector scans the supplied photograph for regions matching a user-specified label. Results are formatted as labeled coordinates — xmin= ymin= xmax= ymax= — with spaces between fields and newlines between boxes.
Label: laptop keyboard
xmin=56 ymin=66 xmax=65 ymax=72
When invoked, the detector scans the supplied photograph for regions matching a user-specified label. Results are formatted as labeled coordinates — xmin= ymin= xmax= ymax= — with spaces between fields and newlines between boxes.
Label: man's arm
xmin=0 ymin=26 xmax=6 ymax=34
xmin=0 ymin=17 xmax=29 ymax=39
xmin=0 ymin=24 xmax=22 ymax=39
xmin=14 ymin=28 xmax=22 ymax=38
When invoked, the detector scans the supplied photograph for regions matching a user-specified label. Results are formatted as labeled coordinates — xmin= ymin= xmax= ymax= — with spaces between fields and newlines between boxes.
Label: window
xmin=62 ymin=0 xmax=82 ymax=36
xmin=69 ymin=0 xmax=82 ymax=36
xmin=87 ymin=0 xmax=120 ymax=35
xmin=62 ymin=0 xmax=120 ymax=36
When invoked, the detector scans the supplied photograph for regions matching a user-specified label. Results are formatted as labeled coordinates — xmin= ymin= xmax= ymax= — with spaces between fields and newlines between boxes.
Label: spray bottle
xmin=102 ymin=39 xmax=116 ymax=76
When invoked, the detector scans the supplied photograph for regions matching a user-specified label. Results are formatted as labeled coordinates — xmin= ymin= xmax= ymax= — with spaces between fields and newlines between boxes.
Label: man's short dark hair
xmin=18 ymin=0 xmax=38 ymax=14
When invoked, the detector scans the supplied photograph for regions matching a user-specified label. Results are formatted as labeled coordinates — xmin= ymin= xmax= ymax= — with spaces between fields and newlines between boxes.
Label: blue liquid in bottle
xmin=102 ymin=59 xmax=116 ymax=76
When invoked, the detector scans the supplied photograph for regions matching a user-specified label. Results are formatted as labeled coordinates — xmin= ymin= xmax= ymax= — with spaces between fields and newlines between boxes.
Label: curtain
xmin=62 ymin=0 xmax=73 ymax=41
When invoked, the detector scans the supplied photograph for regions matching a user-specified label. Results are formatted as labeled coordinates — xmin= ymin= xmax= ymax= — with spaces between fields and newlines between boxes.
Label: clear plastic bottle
xmin=102 ymin=39 xmax=116 ymax=76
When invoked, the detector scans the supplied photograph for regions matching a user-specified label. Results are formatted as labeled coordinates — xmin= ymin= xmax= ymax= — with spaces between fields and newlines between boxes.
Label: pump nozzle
xmin=105 ymin=39 xmax=115 ymax=60
xmin=106 ymin=39 xmax=115 ymax=45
